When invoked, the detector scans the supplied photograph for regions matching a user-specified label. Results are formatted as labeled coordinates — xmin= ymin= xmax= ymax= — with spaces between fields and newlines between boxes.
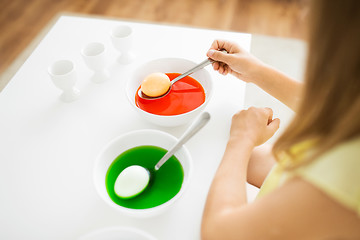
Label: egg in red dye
xmin=135 ymin=73 xmax=205 ymax=116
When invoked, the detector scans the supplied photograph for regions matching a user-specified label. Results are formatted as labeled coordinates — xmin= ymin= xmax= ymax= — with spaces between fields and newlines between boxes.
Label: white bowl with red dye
xmin=125 ymin=58 xmax=213 ymax=127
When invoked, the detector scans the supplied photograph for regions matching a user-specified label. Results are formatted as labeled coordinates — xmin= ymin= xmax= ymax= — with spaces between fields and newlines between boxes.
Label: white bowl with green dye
xmin=93 ymin=129 xmax=192 ymax=217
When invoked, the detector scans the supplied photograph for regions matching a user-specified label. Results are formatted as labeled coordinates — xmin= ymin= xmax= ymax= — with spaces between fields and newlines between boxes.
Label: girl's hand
xmin=207 ymin=39 xmax=264 ymax=83
xmin=229 ymin=107 xmax=280 ymax=147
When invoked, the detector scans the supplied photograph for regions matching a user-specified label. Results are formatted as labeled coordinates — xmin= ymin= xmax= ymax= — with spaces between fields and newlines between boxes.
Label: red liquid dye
xmin=135 ymin=73 xmax=205 ymax=116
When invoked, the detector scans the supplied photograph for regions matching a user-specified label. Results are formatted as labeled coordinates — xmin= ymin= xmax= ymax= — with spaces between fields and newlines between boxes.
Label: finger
xmin=209 ymin=39 xmax=227 ymax=51
xmin=207 ymin=49 xmax=233 ymax=64
xmin=219 ymin=66 xmax=225 ymax=75
xmin=209 ymin=39 xmax=221 ymax=50
xmin=210 ymin=39 xmax=238 ymax=53
xmin=219 ymin=62 xmax=227 ymax=74
xmin=223 ymin=65 xmax=229 ymax=75
xmin=267 ymin=118 xmax=280 ymax=134
xmin=212 ymin=62 xmax=220 ymax=71
xmin=263 ymin=107 xmax=274 ymax=125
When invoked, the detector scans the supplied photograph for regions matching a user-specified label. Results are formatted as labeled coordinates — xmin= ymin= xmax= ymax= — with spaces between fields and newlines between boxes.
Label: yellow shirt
xmin=257 ymin=137 xmax=360 ymax=215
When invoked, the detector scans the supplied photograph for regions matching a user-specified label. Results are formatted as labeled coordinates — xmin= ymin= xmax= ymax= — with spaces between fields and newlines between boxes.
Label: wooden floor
xmin=0 ymin=0 xmax=307 ymax=76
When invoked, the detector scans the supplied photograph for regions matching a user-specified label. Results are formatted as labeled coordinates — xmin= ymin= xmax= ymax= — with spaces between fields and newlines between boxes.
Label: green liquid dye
xmin=105 ymin=145 xmax=184 ymax=209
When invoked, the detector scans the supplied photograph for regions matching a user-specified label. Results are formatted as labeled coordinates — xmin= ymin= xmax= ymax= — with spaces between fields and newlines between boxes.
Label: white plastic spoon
xmin=114 ymin=112 xmax=211 ymax=199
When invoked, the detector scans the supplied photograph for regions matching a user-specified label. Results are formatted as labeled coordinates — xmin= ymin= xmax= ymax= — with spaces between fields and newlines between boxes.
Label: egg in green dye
xmin=105 ymin=145 xmax=184 ymax=209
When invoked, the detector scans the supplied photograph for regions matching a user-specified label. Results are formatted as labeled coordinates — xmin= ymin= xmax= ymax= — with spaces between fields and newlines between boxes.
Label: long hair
xmin=273 ymin=0 xmax=360 ymax=167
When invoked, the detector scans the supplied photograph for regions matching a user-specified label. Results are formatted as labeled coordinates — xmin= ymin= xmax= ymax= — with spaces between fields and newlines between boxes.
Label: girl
xmin=201 ymin=0 xmax=360 ymax=239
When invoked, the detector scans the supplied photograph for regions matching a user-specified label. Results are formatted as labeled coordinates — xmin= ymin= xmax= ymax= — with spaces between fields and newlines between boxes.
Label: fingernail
xmin=208 ymin=49 xmax=215 ymax=57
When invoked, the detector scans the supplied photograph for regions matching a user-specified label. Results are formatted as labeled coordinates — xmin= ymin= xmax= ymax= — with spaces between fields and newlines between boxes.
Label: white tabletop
xmin=0 ymin=16 xmax=255 ymax=239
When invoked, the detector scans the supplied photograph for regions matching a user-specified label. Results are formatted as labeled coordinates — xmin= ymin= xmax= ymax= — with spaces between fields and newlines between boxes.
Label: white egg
xmin=141 ymin=72 xmax=171 ymax=97
xmin=114 ymin=165 xmax=150 ymax=199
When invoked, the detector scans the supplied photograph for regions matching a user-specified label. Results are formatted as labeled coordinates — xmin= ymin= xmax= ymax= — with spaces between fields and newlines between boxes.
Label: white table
xmin=0 ymin=15 xmax=257 ymax=239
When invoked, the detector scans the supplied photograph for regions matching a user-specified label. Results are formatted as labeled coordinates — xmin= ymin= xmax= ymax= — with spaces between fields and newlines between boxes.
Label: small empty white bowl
xmin=93 ymin=129 xmax=192 ymax=217
xmin=78 ymin=226 xmax=156 ymax=240
xmin=125 ymin=58 xmax=213 ymax=127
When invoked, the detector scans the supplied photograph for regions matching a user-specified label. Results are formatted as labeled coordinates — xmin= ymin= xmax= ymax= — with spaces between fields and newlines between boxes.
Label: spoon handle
xmin=155 ymin=112 xmax=211 ymax=170
xmin=170 ymin=50 xmax=227 ymax=85
xmin=170 ymin=58 xmax=214 ymax=85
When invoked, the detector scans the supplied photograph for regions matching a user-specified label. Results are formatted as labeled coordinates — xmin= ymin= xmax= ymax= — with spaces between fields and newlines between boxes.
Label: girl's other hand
xmin=229 ymin=107 xmax=280 ymax=147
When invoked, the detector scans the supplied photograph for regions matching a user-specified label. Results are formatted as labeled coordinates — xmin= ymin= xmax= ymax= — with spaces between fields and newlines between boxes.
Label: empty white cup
xmin=48 ymin=60 xmax=80 ymax=102
xmin=110 ymin=25 xmax=135 ymax=64
xmin=81 ymin=42 xmax=109 ymax=83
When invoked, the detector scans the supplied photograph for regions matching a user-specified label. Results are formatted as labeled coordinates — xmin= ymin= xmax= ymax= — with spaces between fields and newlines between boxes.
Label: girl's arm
xmin=201 ymin=108 xmax=360 ymax=240
xmin=247 ymin=144 xmax=276 ymax=188
xmin=207 ymin=39 xmax=303 ymax=111
xmin=202 ymin=175 xmax=360 ymax=240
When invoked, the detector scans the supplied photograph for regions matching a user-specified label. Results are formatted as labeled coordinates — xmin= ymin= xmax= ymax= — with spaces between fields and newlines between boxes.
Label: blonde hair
xmin=273 ymin=0 xmax=360 ymax=166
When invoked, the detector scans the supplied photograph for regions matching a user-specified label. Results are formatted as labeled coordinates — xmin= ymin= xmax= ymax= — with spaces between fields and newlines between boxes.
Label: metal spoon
xmin=114 ymin=112 xmax=211 ymax=199
xmin=137 ymin=58 xmax=215 ymax=100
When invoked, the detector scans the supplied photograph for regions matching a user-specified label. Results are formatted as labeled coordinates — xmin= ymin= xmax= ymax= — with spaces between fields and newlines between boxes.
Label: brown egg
xmin=141 ymin=73 xmax=171 ymax=97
